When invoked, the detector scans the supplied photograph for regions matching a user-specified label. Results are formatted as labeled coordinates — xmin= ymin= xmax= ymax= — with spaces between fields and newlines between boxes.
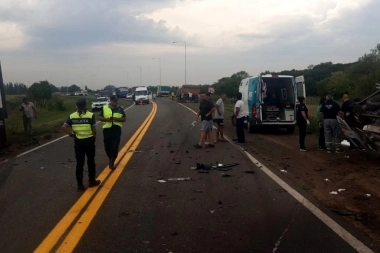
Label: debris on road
xmin=280 ymin=170 xmax=287 ymax=173
xmin=329 ymin=191 xmax=338 ymax=195
xmin=168 ymin=177 xmax=192 ymax=181
xmin=157 ymin=179 xmax=167 ymax=183
xmin=221 ymin=174 xmax=232 ymax=178
xmin=324 ymin=178 xmax=330 ymax=182
xmin=365 ymin=194 xmax=371 ymax=197
xmin=331 ymin=209 xmax=366 ymax=221
xmin=128 ymin=150 xmax=144 ymax=153
xmin=244 ymin=171 xmax=255 ymax=174
xmin=170 ymin=232 xmax=178 ymax=236
xmin=338 ymin=189 xmax=346 ymax=192
xmin=210 ymin=210 xmax=215 ymax=214
xmin=345 ymin=155 xmax=350 ymax=159
xmin=194 ymin=190 xmax=204 ymax=193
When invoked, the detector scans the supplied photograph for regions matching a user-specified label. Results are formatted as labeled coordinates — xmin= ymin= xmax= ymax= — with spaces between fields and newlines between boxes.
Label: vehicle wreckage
xmin=338 ymin=86 xmax=380 ymax=153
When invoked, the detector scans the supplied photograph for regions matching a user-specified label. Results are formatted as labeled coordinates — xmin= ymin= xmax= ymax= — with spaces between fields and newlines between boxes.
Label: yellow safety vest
xmin=102 ymin=105 xmax=124 ymax=128
xmin=70 ymin=111 xmax=94 ymax=139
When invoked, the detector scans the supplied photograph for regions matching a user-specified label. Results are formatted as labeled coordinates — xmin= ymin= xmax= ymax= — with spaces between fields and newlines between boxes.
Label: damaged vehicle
xmin=338 ymin=86 xmax=380 ymax=153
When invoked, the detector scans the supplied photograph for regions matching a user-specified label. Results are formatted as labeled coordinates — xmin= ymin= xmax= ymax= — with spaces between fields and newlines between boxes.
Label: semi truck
xmin=157 ymin=86 xmax=171 ymax=97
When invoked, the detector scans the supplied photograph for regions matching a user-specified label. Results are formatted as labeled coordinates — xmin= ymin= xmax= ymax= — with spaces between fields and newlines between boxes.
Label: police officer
xmin=99 ymin=95 xmax=126 ymax=170
xmin=62 ymin=99 xmax=101 ymax=191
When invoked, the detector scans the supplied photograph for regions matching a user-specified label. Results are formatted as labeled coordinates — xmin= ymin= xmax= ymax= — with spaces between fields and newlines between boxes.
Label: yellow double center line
xmin=35 ymin=102 xmax=157 ymax=253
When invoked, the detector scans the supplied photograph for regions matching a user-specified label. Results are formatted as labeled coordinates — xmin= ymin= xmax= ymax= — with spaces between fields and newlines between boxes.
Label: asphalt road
xmin=0 ymin=98 xmax=375 ymax=253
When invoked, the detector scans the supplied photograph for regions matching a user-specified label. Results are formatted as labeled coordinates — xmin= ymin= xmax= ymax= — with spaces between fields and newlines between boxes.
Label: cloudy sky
xmin=0 ymin=0 xmax=379 ymax=90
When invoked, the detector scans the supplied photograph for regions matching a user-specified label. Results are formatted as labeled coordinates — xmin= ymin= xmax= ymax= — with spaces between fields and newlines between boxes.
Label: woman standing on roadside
xmin=296 ymin=97 xmax=310 ymax=151
xmin=317 ymin=97 xmax=327 ymax=150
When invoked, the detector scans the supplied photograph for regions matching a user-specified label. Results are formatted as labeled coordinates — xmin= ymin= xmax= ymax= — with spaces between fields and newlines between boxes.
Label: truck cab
xmin=239 ymin=74 xmax=305 ymax=133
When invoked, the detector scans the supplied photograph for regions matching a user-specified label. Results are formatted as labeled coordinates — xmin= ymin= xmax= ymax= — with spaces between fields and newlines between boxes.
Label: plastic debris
xmin=167 ymin=177 xmax=192 ymax=181
xmin=365 ymin=194 xmax=371 ymax=197
xmin=338 ymin=189 xmax=346 ymax=192
xmin=209 ymin=210 xmax=215 ymax=214
xmin=280 ymin=170 xmax=287 ymax=173
xmin=191 ymin=121 xmax=197 ymax=127
xmin=329 ymin=191 xmax=338 ymax=195
xmin=324 ymin=178 xmax=330 ymax=182
xmin=345 ymin=155 xmax=350 ymax=158
xmin=157 ymin=180 xmax=167 ymax=183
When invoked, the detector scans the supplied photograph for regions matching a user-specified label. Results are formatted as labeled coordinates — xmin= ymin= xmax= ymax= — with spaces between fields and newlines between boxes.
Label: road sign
xmin=208 ymin=87 xmax=215 ymax=94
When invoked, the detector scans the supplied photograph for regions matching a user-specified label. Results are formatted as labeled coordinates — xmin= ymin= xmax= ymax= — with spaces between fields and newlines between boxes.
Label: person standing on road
xmin=19 ymin=97 xmax=38 ymax=138
xmin=194 ymin=92 xmax=215 ymax=148
xmin=296 ymin=97 xmax=310 ymax=152
xmin=62 ymin=99 xmax=100 ymax=191
xmin=320 ymin=94 xmax=342 ymax=153
xmin=189 ymin=92 xmax=193 ymax=102
xmin=233 ymin=92 xmax=246 ymax=144
xmin=214 ymin=93 xmax=227 ymax=142
xmin=99 ymin=95 xmax=126 ymax=170
xmin=171 ymin=91 xmax=175 ymax=101
xmin=317 ymin=97 xmax=327 ymax=150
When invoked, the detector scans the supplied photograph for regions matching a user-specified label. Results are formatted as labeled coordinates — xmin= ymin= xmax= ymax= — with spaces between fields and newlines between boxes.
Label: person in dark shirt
xmin=341 ymin=94 xmax=352 ymax=120
xmin=194 ymin=93 xmax=215 ymax=148
xmin=320 ymin=94 xmax=341 ymax=153
xmin=296 ymin=97 xmax=309 ymax=151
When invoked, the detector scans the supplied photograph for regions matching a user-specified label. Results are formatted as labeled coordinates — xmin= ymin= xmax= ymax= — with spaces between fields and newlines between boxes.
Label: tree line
xmin=211 ymin=43 xmax=380 ymax=100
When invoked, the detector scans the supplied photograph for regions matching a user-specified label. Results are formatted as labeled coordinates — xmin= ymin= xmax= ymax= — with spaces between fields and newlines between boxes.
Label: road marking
xmin=55 ymin=102 xmax=157 ymax=253
xmin=178 ymin=101 xmax=374 ymax=253
xmin=34 ymin=102 xmax=155 ymax=253
xmin=16 ymin=103 xmax=134 ymax=158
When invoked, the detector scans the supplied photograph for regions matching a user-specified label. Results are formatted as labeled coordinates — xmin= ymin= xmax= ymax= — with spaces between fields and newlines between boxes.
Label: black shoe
xmin=89 ymin=179 xmax=101 ymax=187
xmin=193 ymin=144 xmax=202 ymax=149
xmin=109 ymin=159 xmax=116 ymax=170
xmin=232 ymin=138 xmax=238 ymax=141
xmin=77 ymin=184 xmax=85 ymax=192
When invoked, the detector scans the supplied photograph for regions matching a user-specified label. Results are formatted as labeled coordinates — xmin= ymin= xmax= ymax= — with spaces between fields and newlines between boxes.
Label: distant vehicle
xmin=91 ymin=97 xmax=110 ymax=112
xmin=236 ymin=74 xmax=306 ymax=133
xmin=126 ymin=93 xmax=133 ymax=99
xmin=157 ymin=86 xmax=171 ymax=97
xmin=116 ymin=87 xmax=129 ymax=98
xmin=177 ymin=85 xmax=200 ymax=103
xmin=134 ymin=87 xmax=149 ymax=105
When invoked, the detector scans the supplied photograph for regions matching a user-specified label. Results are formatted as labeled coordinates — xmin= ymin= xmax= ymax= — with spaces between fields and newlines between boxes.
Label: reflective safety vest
xmin=70 ymin=111 xmax=94 ymax=139
xmin=102 ymin=105 xmax=124 ymax=128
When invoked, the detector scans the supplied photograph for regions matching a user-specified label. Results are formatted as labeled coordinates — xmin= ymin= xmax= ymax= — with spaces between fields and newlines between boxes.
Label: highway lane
xmin=0 ymin=102 xmax=152 ymax=253
xmin=0 ymin=98 xmax=377 ymax=252
xmin=72 ymin=98 xmax=366 ymax=253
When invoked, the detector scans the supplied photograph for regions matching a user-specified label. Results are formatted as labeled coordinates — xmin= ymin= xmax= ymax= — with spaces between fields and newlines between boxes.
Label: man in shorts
xmin=194 ymin=93 xmax=215 ymax=148
xmin=214 ymin=93 xmax=227 ymax=142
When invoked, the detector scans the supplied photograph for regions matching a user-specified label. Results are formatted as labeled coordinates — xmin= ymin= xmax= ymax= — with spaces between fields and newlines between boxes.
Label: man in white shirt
xmin=19 ymin=97 xmax=38 ymax=137
xmin=214 ymin=94 xmax=227 ymax=142
xmin=233 ymin=92 xmax=245 ymax=144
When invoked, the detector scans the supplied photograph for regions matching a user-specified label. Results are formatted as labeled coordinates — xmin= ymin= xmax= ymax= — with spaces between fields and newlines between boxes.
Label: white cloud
xmin=0 ymin=22 xmax=27 ymax=50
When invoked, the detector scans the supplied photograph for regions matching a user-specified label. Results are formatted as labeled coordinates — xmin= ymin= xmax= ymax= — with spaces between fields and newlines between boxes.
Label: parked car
xmin=126 ymin=93 xmax=133 ymax=99
xmin=91 ymin=97 xmax=110 ymax=112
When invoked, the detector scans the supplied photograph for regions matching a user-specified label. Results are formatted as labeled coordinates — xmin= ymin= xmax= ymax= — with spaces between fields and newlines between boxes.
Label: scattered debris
xmin=210 ymin=210 xmax=215 ymax=214
xmin=168 ymin=177 xmax=192 ymax=181
xmin=324 ymin=178 xmax=330 ymax=182
xmin=338 ymin=189 xmax=346 ymax=192
xmin=218 ymin=201 xmax=223 ymax=205
xmin=221 ymin=174 xmax=232 ymax=178
xmin=331 ymin=209 xmax=366 ymax=221
xmin=365 ymin=194 xmax=371 ymax=197
xmin=280 ymin=170 xmax=287 ymax=173
xmin=345 ymin=155 xmax=350 ymax=158
xmin=170 ymin=232 xmax=178 ymax=236
xmin=244 ymin=171 xmax=255 ymax=174
xmin=157 ymin=179 xmax=167 ymax=183
xmin=329 ymin=191 xmax=338 ymax=195
xmin=170 ymin=150 xmax=175 ymax=153
xmin=128 ymin=150 xmax=144 ymax=153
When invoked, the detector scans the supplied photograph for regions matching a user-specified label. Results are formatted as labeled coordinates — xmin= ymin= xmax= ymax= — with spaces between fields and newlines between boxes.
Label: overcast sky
xmin=0 ymin=0 xmax=379 ymax=90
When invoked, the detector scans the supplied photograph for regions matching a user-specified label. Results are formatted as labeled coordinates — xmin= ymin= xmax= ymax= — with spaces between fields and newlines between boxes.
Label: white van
xmin=238 ymin=74 xmax=306 ymax=133
xmin=134 ymin=86 xmax=149 ymax=105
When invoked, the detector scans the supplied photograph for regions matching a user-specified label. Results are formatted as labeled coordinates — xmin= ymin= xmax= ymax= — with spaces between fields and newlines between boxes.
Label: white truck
xmin=134 ymin=86 xmax=149 ymax=105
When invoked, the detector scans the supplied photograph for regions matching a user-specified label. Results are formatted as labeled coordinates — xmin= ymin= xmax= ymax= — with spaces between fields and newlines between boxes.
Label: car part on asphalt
xmin=167 ymin=177 xmax=192 ymax=181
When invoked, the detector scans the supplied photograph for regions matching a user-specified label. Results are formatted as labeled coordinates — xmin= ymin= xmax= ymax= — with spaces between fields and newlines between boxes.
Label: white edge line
xmin=16 ymin=103 xmax=135 ymax=158
xmin=178 ymin=101 xmax=373 ymax=253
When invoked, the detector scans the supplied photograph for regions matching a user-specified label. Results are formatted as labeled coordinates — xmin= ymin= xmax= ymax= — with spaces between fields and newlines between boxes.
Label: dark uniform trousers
xmin=74 ymin=136 xmax=96 ymax=182
xmin=103 ymin=125 xmax=121 ymax=161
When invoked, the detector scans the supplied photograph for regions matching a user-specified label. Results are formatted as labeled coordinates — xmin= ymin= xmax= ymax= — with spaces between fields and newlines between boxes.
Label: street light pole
xmin=173 ymin=41 xmax=186 ymax=85
xmin=152 ymin=58 xmax=161 ymax=87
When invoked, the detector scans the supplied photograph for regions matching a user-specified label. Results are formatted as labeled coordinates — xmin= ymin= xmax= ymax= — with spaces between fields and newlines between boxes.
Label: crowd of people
xmin=296 ymin=93 xmax=360 ymax=153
